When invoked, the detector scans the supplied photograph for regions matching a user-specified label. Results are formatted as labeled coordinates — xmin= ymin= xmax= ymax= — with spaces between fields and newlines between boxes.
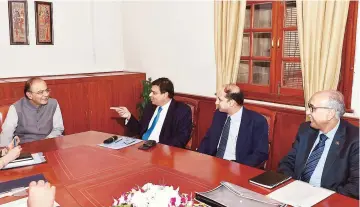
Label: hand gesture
xmin=27 ymin=180 xmax=56 ymax=207
xmin=111 ymin=107 xmax=131 ymax=120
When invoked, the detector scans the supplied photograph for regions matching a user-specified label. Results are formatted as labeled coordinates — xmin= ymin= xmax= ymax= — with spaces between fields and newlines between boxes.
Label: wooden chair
xmin=174 ymin=95 xmax=200 ymax=151
xmin=244 ymin=104 xmax=276 ymax=170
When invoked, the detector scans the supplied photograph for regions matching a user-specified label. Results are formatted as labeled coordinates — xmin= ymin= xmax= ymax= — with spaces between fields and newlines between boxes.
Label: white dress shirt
xmin=146 ymin=100 xmax=172 ymax=143
xmin=0 ymin=104 xmax=64 ymax=146
xmin=218 ymin=107 xmax=243 ymax=161
xmin=308 ymin=120 xmax=340 ymax=187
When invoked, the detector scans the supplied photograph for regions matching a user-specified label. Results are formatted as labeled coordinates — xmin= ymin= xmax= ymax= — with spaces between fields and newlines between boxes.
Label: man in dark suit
xmin=198 ymin=84 xmax=268 ymax=167
xmin=114 ymin=77 xmax=192 ymax=148
xmin=278 ymin=90 xmax=359 ymax=199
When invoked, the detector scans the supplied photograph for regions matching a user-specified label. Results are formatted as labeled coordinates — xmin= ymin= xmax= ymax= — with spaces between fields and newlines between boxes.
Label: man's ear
xmin=26 ymin=92 xmax=32 ymax=100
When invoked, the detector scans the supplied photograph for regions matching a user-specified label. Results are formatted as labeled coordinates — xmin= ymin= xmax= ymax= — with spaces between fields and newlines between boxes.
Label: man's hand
xmin=7 ymin=136 xmax=20 ymax=150
xmin=27 ymin=180 xmax=56 ymax=207
xmin=111 ymin=107 xmax=131 ymax=120
xmin=2 ymin=146 xmax=22 ymax=165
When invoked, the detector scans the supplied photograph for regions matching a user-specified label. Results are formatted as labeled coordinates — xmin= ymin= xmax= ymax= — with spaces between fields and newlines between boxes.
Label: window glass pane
xmin=285 ymin=1 xmax=297 ymax=27
xmin=254 ymin=3 xmax=272 ymax=28
xmin=245 ymin=5 xmax=251 ymax=29
xmin=253 ymin=32 xmax=271 ymax=57
xmin=237 ymin=61 xmax=249 ymax=83
xmin=284 ymin=31 xmax=300 ymax=57
xmin=241 ymin=33 xmax=250 ymax=56
xmin=283 ymin=62 xmax=302 ymax=88
xmin=252 ymin=61 xmax=270 ymax=85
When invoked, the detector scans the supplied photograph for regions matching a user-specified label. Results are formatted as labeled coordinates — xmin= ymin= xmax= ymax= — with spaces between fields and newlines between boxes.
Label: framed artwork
xmin=8 ymin=0 xmax=29 ymax=45
xmin=35 ymin=1 xmax=53 ymax=45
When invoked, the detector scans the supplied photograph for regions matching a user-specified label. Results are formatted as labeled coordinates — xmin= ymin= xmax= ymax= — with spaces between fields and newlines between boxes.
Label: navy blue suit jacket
xmin=126 ymin=99 xmax=192 ymax=148
xmin=198 ymin=107 xmax=269 ymax=167
xmin=278 ymin=120 xmax=359 ymax=199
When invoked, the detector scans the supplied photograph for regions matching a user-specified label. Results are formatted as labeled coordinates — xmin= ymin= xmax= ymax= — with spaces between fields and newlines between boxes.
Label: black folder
xmin=249 ymin=171 xmax=291 ymax=189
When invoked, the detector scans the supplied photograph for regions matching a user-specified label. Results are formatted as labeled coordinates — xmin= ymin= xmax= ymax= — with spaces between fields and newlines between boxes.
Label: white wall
xmin=122 ymin=1 xmax=216 ymax=97
xmin=0 ymin=0 xmax=124 ymax=78
xmin=123 ymin=1 xmax=360 ymax=116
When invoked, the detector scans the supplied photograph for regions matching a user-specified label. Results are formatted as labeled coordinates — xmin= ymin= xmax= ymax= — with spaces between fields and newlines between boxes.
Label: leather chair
xmin=245 ymin=104 xmax=276 ymax=170
xmin=174 ymin=95 xmax=200 ymax=151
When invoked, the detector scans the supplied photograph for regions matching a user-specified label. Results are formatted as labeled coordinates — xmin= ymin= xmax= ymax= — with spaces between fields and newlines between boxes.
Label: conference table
xmin=0 ymin=131 xmax=358 ymax=206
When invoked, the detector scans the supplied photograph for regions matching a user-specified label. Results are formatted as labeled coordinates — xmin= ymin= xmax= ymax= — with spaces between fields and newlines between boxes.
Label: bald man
xmin=278 ymin=90 xmax=359 ymax=199
xmin=198 ymin=84 xmax=268 ymax=167
xmin=0 ymin=78 xmax=64 ymax=146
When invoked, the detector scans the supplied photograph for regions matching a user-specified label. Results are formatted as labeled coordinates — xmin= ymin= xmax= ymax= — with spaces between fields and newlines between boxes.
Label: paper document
xmin=267 ymin=180 xmax=335 ymax=207
xmin=0 ymin=197 xmax=59 ymax=207
xmin=2 ymin=153 xmax=46 ymax=170
xmin=98 ymin=136 xmax=142 ymax=150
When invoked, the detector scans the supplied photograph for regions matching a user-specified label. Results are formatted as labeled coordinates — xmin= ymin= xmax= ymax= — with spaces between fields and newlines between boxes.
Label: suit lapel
xmin=159 ymin=99 xmax=176 ymax=142
xmin=321 ymin=120 xmax=346 ymax=185
xmin=235 ymin=107 xmax=250 ymax=158
xmin=296 ymin=128 xmax=319 ymax=178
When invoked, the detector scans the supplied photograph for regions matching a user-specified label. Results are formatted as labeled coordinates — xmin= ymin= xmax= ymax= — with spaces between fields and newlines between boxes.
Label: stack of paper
xmin=2 ymin=153 xmax=46 ymax=170
xmin=267 ymin=180 xmax=335 ymax=207
xmin=98 ymin=136 xmax=142 ymax=150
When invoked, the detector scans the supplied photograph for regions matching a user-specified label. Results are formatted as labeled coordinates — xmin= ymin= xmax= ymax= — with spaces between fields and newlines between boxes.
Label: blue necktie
xmin=142 ymin=107 xmax=163 ymax=140
xmin=301 ymin=134 xmax=328 ymax=183
xmin=216 ymin=117 xmax=231 ymax=158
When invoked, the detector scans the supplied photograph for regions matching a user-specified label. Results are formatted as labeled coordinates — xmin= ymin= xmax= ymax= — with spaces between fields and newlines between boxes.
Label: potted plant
xmin=136 ymin=77 xmax=152 ymax=119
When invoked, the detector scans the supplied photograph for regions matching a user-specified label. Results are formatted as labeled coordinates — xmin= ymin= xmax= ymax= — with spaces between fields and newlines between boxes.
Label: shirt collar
xmin=229 ymin=106 xmax=243 ymax=122
xmin=320 ymin=119 xmax=340 ymax=141
xmin=157 ymin=99 xmax=172 ymax=112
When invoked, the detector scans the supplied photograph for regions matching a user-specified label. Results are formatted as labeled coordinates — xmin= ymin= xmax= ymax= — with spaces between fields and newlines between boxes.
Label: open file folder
xmin=195 ymin=181 xmax=286 ymax=207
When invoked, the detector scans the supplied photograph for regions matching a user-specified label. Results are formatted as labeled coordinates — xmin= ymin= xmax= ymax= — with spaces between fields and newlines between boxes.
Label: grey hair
xmin=326 ymin=91 xmax=345 ymax=119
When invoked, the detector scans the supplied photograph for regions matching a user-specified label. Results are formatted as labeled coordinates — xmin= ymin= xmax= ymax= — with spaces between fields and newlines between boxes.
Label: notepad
xmin=267 ymin=180 xmax=335 ymax=207
xmin=98 ymin=136 xmax=142 ymax=150
xmin=0 ymin=197 xmax=59 ymax=207
xmin=249 ymin=171 xmax=291 ymax=189
xmin=10 ymin=152 xmax=33 ymax=163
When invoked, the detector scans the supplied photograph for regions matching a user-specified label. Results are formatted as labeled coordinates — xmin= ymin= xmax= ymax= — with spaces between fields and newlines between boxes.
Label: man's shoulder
xmin=341 ymin=119 xmax=359 ymax=141
xmin=47 ymin=98 xmax=58 ymax=105
xmin=172 ymin=100 xmax=191 ymax=112
xmin=243 ymin=107 xmax=267 ymax=123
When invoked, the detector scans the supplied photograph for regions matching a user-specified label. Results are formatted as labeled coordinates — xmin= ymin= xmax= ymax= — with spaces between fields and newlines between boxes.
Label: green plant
xmin=136 ymin=77 xmax=152 ymax=119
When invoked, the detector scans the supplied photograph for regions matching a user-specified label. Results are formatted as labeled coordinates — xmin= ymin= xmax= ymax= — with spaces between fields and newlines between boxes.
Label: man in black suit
xmin=198 ymin=84 xmax=268 ymax=167
xmin=114 ymin=77 xmax=192 ymax=148
xmin=278 ymin=90 xmax=359 ymax=199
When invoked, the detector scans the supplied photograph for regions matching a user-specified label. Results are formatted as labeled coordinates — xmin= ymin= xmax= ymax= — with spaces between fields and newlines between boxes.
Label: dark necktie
xmin=301 ymin=134 xmax=328 ymax=183
xmin=216 ymin=117 xmax=231 ymax=158
xmin=142 ymin=107 xmax=163 ymax=140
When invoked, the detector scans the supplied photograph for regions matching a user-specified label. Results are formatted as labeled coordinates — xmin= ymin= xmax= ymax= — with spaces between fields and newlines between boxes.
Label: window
xmin=237 ymin=1 xmax=357 ymax=110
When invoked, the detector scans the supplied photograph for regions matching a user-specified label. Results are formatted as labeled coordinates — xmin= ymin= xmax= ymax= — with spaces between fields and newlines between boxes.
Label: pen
xmin=114 ymin=138 xmax=123 ymax=143
xmin=13 ymin=137 xmax=16 ymax=147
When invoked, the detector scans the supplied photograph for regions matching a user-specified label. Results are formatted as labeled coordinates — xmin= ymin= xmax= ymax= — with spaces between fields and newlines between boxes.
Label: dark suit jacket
xmin=126 ymin=99 xmax=192 ymax=148
xmin=278 ymin=119 xmax=359 ymax=199
xmin=198 ymin=107 xmax=269 ymax=167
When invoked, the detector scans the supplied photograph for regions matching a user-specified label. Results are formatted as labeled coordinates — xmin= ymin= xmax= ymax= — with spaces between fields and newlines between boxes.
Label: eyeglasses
xmin=307 ymin=103 xmax=333 ymax=113
xmin=31 ymin=88 xmax=51 ymax=96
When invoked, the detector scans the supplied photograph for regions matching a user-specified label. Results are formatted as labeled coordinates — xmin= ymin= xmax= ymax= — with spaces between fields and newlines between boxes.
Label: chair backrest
xmin=174 ymin=95 xmax=200 ymax=150
xmin=244 ymin=104 xmax=276 ymax=170
xmin=0 ymin=105 xmax=10 ymax=133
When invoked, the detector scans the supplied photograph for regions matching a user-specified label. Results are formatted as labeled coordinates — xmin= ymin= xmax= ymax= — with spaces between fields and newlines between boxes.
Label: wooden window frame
xmin=238 ymin=1 xmax=358 ymax=111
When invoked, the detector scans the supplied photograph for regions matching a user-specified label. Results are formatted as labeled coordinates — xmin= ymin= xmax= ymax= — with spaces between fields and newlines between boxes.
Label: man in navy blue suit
xmin=278 ymin=90 xmax=359 ymax=199
xmin=114 ymin=78 xmax=192 ymax=148
xmin=198 ymin=84 xmax=268 ymax=167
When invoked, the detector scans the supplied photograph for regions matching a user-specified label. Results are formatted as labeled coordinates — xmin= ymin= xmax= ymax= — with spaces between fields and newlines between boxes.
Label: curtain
xmin=215 ymin=0 xmax=246 ymax=90
xmin=297 ymin=0 xmax=350 ymax=107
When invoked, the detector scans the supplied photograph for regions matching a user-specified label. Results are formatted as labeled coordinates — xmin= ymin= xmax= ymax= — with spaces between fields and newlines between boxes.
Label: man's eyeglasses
xmin=31 ymin=88 xmax=51 ymax=96
xmin=307 ymin=103 xmax=333 ymax=113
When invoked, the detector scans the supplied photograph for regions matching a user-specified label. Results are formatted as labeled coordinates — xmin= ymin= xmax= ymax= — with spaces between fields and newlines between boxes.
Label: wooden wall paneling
xmin=85 ymin=80 xmax=114 ymax=133
xmin=111 ymin=74 xmax=145 ymax=136
xmin=49 ymin=81 xmax=90 ymax=135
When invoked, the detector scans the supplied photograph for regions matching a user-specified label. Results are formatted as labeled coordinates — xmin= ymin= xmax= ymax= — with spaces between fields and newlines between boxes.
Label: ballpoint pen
xmin=114 ymin=138 xmax=123 ymax=143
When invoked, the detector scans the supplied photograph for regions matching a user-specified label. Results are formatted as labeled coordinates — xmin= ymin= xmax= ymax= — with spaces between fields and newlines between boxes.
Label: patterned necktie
xmin=301 ymin=134 xmax=328 ymax=183
xmin=142 ymin=107 xmax=163 ymax=140
xmin=216 ymin=117 xmax=231 ymax=158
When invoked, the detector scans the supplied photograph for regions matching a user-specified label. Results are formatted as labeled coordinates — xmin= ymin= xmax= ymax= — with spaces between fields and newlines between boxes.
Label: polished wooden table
xmin=0 ymin=131 xmax=358 ymax=206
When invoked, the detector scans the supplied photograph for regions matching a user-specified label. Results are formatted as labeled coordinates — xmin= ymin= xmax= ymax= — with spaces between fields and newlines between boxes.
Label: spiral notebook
xmin=249 ymin=171 xmax=291 ymax=189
